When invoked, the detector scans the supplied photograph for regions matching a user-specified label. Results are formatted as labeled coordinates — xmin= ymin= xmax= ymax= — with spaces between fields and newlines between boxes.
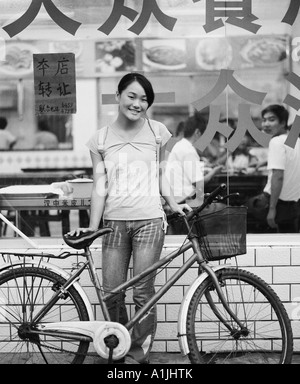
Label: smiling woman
xmin=67 ymin=72 xmax=192 ymax=364
xmin=115 ymin=72 xmax=154 ymax=124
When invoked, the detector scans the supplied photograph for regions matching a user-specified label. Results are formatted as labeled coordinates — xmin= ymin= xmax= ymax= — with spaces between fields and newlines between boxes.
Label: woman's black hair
xmin=117 ymin=72 xmax=155 ymax=108
xmin=261 ymin=104 xmax=289 ymax=127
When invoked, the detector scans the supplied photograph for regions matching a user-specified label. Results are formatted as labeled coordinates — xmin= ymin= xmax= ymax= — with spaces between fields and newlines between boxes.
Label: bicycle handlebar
xmin=188 ymin=183 xmax=227 ymax=220
xmin=167 ymin=183 xmax=227 ymax=222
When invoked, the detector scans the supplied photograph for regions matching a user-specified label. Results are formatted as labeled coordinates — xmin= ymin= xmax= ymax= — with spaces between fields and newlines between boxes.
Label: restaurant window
xmin=95 ymin=29 xmax=292 ymax=235
xmin=0 ymin=0 xmax=299 ymax=236
xmin=0 ymin=77 xmax=73 ymax=151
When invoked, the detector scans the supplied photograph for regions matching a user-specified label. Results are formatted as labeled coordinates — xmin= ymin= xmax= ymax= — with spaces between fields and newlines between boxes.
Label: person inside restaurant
xmin=223 ymin=132 xmax=259 ymax=174
xmin=260 ymin=104 xmax=300 ymax=233
xmin=0 ymin=117 xmax=17 ymax=150
xmin=165 ymin=113 xmax=223 ymax=234
xmin=33 ymin=119 xmax=59 ymax=150
xmin=201 ymin=118 xmax=235 ymax=166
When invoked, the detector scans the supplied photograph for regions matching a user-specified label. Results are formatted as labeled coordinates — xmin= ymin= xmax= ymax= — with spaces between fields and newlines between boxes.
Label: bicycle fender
xmin=0 ymin=258 xmax=94 ymax=321
xmin=177 ymin=264 xmax=229 ymax=356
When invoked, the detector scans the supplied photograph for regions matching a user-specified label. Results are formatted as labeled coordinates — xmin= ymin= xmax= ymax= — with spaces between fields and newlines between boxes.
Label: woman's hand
xmin=67 ymin=227 xmax=96 ymax=237
xmin=169 ymin=202 xmax=193 ymax=217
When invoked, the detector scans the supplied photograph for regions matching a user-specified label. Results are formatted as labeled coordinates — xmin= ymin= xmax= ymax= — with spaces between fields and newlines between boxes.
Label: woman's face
xmin=117 ymin=81 xmax=149 ymax=121
xmin=261 ymin=111 xmax=285 ymax=137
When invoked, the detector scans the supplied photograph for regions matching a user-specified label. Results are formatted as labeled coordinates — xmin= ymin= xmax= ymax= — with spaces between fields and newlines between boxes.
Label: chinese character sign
xmin=3 ymin=0 xmax=299 ymax=37
xmin=3 ymin=0 xmax=81 ymax=38
xmin=202 ymin=0 xmax=261 ymax=34
xmin=33 ymin=53 xmax=77 ymax=115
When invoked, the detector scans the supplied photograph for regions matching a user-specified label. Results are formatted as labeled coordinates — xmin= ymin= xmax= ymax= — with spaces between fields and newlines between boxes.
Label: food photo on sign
xmin=0 ymin=41 xmax=39 ymax=77
xmin=95 ymin=40 xmax=137 ymax=74
xmin=142 ymin=38 xmax=187 ymax=71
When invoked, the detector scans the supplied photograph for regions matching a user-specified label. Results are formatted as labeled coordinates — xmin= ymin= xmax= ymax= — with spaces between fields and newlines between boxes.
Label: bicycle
xmin=0 ymin=184 xmax=293 ymax=364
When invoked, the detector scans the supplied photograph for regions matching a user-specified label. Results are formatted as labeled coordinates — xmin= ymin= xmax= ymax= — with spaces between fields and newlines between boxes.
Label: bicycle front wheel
xmin=186 ymin=268 xmax=293 ymax=364
xmin=0 ymin=266 xmax=90 ymax=364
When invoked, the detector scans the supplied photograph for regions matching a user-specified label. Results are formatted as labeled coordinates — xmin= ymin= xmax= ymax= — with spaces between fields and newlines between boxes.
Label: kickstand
xmin=108 ymin=345 xmax=114 ymax=364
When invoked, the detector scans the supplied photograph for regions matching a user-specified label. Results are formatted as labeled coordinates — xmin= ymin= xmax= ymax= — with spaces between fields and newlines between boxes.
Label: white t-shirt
xmin=86 ymin=119 xmax=171 ymax=220
xmin=264 ymin=134 xmax=300 ymax=201
xmin=165 ymin=138 xmax=204 ymax=205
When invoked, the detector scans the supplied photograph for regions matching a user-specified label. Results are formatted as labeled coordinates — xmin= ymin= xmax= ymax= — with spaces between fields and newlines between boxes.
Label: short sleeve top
xmin=165 ymin=138 xmax=204 ymax=202
xmin=264 ymin=134 xmax=300 ymax=201
xmin=86 ymin=118 xmax=171 ymax=220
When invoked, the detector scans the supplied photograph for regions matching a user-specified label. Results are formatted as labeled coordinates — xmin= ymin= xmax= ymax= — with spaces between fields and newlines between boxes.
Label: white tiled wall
xmin=1 ymin=235 xmax=299 ymax=353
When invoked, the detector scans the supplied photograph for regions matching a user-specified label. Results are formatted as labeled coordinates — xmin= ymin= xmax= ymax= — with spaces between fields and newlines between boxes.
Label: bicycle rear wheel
xmin=186 ymin=268 xmax=293 ymax=364
xmin=0 ymin=266 xmax=90 ymax=364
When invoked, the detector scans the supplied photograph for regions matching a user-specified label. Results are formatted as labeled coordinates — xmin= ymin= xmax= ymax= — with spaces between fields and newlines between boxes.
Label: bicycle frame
xmin=0 ymin=182 xmax=294 ymax=364
xmin=0 ymin=237 xmax=205 ymax=360
xmin=0 ymin=184 xmax=246 ymax=359
xmin=12 ymin=219 xmax=243 ymax=341
xmin=18 ymin=239 xmax=196 ymax=330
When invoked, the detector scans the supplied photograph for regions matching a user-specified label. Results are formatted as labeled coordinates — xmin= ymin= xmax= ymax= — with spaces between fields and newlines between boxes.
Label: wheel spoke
xmin=0 ymin=267 xmax=90 ymax=364
xmin=186 ymin=268 xmax=293 ymax=364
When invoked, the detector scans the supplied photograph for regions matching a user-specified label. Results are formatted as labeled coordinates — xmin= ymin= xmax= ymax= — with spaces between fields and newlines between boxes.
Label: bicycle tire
xmin=0 ymin=266 xmax=90 ymax=364
xmin=186 ymin=268 xmax=293 ymax=364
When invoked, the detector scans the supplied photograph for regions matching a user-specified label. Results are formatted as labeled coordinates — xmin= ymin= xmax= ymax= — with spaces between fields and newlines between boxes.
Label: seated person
xmin=201 ymin=132 xmax=226 ymax=166
xmin=223 ymin=134 xmax=258 ymax=173
xmin=0 ymin=117 xmax=17 ymax=150
xmin=201 ymin=118 xmax=236 ymax=166
xmin=34 ymin=119 xmax=59 ymax=150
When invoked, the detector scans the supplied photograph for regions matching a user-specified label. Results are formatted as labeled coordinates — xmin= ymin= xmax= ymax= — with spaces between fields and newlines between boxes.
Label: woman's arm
xmin=88 ymin=151 xmax=107 ymax=230
xmin=67 ymin=151 xmax=107 ymax=235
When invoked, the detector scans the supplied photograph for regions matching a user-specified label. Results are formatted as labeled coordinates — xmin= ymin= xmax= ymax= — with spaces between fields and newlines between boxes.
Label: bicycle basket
xmin=192 ymin=206 xmax=247 ymax=261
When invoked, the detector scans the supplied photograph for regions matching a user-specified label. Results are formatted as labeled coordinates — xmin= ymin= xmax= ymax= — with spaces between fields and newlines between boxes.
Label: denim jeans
xmin=102 ymin=218 xmax=165 ymax=363
xmin=276 ymin=199 xmax=299 ymax=233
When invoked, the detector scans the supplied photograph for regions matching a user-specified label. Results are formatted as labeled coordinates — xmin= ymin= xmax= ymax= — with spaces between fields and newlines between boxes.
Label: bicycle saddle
xmin=63 ymin=227 xmax=114 ymax=250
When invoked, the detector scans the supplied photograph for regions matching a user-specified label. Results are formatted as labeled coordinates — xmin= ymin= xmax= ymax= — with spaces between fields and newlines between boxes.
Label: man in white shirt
xmin=262 ymin=105 xmax=300 ymax=233
xmin=165 ymin=114 xmax=222 ymax=233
